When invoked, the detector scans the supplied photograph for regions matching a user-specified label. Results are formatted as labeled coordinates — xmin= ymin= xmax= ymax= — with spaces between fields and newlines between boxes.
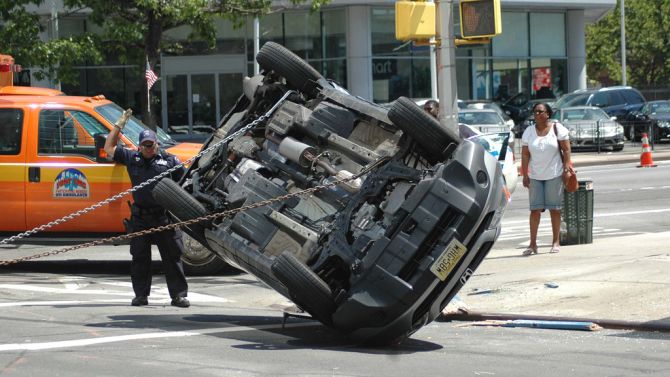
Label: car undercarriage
xmin=153 ymin=42 xmax=508 ymax=345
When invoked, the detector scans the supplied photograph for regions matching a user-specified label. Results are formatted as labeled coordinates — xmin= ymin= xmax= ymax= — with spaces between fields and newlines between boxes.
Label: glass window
xmin=0 ymin=109 xmax=23 ymax=155
xmin=590 ymin=92 xmax=609 ymax=107
xmin=529 ymin=13 xmax=565 ymax=57
xmin=165 ymin=75 xmax=189 ymax=130
xmin=372 ymin=57 xmax=430 ymax=103
xmin=95 ymin=104 xmax=175 ymax=146
xmin=622 ymin=89 xmax=644 ymax=104
xmin=38 ymin=109 xmax=108 ymax=159
xmin=492 ymin=12 xmax=528 ymax=57
xmin=606 ymin=91 xmax=625 ymax=106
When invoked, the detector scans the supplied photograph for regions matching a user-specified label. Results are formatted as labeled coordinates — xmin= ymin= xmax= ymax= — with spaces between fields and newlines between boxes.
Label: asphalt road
xmin=1 ymin=264 xmax=669 ymax=377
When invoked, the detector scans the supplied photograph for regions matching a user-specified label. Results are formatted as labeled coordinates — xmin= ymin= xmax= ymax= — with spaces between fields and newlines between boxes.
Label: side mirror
xmin=94 ymin=133 xmax=111 ymax=163
xmin=610 ymin=116 xmax=618 ymax=121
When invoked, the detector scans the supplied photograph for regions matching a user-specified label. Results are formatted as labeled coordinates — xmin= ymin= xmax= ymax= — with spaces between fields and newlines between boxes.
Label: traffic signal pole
xmin=437 ymin=0 xmax=460 ymax=134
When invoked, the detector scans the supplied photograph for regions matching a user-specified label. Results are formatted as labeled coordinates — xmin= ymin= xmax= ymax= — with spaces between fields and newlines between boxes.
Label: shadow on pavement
xmin=86 ymin=313 xmax=443 ymax=353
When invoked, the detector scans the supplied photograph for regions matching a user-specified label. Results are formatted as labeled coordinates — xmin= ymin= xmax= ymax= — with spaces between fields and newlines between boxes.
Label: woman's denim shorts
xmin=529 ymin=176 xmax=564 ymax=210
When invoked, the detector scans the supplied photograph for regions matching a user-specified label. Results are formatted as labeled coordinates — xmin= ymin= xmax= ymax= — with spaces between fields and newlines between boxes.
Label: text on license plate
xmin=430 ymin=239 xmax=467 ymax=281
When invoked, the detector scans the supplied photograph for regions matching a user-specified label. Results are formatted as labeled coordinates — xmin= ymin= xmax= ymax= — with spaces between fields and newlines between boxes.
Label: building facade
xmin=30 ymin=0 xmax=616 ymax=135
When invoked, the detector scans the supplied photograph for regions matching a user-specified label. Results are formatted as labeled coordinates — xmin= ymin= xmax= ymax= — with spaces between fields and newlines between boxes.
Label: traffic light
xmin=395 ymin=1 xmax=436 ymax=41
xmin=459 ymin=0 xmax=502 ymax=39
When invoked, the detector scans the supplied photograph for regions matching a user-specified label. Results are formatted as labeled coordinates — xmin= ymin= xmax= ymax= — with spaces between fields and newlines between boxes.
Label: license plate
xmin=430 ymin=239 xmax=467 ymax=281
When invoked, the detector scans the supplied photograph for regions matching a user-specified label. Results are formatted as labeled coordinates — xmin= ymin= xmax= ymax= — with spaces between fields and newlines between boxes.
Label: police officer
xmin=104 ymin=110 xmax=190 ymax=308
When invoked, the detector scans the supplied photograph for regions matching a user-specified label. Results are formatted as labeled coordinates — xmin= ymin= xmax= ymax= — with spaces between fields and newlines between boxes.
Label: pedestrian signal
xmin=459 ymin=0 xmax=502 ymax=39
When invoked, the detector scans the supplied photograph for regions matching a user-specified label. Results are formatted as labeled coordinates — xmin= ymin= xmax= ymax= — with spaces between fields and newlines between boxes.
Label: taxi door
xmin=0 ymin=107 xmax=28 ymax=231
xmin=24 ymin=106 xmax=131 ymax=233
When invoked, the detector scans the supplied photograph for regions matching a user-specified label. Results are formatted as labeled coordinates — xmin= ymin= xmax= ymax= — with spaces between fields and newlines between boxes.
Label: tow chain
xmin=0 ymin=156 xmax=390 ymax=266
xmin=0 ymin=90 xmax=297 ymax=245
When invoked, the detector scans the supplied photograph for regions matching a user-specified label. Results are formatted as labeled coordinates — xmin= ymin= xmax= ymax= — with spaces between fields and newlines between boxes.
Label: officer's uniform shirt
xmin=113 ymin=147 xmax=185 ymax=208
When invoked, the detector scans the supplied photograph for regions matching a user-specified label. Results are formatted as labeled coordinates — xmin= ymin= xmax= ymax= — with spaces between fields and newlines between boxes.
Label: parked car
xmin=0 ymin=55 xmax=228 ymax=275
xmin=458 ymin=108 xmax=511 ymax=135
xmin=551 ymin=106 xmax=624 ymax=151
xmin=464 ymin=101 xmax=515 ymax=130
xmin=553 ymin=86 xmax=646 ymax=140
xmin=460 ymin=124 xmax=517 ymax=195
xmin=153 ymin=42 xmax=508 ymax=345
xmin=622 ymin=100 xmax=670 ymax=142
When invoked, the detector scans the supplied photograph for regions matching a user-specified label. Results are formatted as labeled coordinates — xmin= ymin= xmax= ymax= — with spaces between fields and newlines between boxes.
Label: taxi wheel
xmin=152 ymin=178 xmax=228 ymax=275
xmin=256 ymin=41 xmax=323 ymax=95
xmin=388 ymin=97 xmax=460 ymax=163
xmin=271 ymin=251 xmax=335 ymax=326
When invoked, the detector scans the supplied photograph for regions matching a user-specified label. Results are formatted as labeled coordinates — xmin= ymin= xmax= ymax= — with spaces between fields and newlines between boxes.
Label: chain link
xmin=0 ymin=156 xmax=390 ymax=266
xmin=0 ymin=90 xmax=297 ymax=245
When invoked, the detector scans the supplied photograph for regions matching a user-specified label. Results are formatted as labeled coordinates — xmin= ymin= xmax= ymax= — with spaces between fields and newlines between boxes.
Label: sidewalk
xmin=451 ymin=231 xmax=670 ymax=327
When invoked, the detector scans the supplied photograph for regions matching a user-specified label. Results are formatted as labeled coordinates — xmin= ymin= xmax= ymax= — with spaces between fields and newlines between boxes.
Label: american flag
xmin=145 ymin=61 xmax=159 ymax=90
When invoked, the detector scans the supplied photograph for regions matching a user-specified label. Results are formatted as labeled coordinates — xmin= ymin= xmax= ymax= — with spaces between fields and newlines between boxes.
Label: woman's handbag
xmin=554 ymin=124 xmax=578 ymax=193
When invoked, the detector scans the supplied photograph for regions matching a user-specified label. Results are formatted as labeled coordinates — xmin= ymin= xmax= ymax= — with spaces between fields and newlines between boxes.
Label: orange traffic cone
xmin=638 ymin=133 xmax=657 ymax=168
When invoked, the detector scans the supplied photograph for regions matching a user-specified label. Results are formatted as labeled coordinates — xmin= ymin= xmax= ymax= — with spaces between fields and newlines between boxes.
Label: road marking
xmin=502 ymin=207 xmax=670 ymax=226
xmin=0 ymin=322 xmax=316 ymax=352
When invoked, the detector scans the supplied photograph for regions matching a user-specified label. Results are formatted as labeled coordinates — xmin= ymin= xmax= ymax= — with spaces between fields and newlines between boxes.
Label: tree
xmin=62 ymin=0 xmax=329 ymax=128
xmin=586 ymin=0 xmax=670 ymax=88
xmin=0 ymin=0 xmax=101 ymax=84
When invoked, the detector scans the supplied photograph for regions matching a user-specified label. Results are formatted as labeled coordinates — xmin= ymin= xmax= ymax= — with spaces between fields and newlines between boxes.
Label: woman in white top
xmin=520 ymin=103 xmax=574 ymax=255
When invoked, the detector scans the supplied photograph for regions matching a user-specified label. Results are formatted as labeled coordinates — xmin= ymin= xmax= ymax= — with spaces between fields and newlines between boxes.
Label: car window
xmin=555 ymin=93 xmax=589 ymax=108
xmin=38 ymin=109 xmax=109 ymax=159
xmin=0 ymin=108 xmax=23 ymax=155
xmin=589 ymin=92 xmax=609 ymax=107
xmin=650 ymin=102 xmax=670 ymax=114
xmin=95 ymin=103 xmax=176 ymax=147
xmin=607 ymin=91 xmax=625 ymax=106
xmin=621 ymin=89 xmax=644 ymax=104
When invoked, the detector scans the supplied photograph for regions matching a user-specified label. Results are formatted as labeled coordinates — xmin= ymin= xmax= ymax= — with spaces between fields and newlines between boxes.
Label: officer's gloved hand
xmin=114 ymin=108 xmax=133 ymax=130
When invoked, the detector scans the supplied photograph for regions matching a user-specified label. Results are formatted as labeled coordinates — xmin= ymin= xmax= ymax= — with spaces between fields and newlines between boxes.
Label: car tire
xmin=271 ymin=251 xmax=335 ymax=325
xmin=181 ymin=232 xmax=230 ymax=276
xmin=256 ymin=41 xmax=323 ymax=94
xmin=388 ymin=97 xmax=460 ymax=163
xmin=152 ymin=178 xmax=228 ymax=275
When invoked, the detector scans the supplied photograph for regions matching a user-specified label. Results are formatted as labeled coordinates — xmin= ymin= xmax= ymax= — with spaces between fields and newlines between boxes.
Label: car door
xmin=25 ymin=106 xmax=130 ymax=232
xmin=0 ymin=107 xmax=28 ymax=231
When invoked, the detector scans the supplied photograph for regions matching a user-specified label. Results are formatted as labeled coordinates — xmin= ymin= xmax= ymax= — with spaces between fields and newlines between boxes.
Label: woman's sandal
xmin=522 ymin=247 xmax=538 ymax=256
xmin=549 ymin=246 xmax=560 ymax=253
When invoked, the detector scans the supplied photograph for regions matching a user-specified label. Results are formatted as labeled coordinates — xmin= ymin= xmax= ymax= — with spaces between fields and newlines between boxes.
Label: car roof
xmin=0 ymin=92 xmax=112 ymax=108
xmin=0 ymin=86 xmax=64 ymax=96
xmin=558 ymin=106 xmax=605 ymax=111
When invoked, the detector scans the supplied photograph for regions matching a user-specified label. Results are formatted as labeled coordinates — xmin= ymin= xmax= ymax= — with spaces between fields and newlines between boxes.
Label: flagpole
xmin=146 ymin=56 xmax=151 ymax=114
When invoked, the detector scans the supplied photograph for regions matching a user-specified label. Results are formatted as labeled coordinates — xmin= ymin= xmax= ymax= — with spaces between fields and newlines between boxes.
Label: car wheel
xmin=181 ymin=232 xmax=230 ymax=276
xmin=271 ymin=251 xmax=335 ymax=325
xmin=256 ymin=41 xmax=323 ymax=94
xmin=152 ymin=178 xmax=228 ymax=275
xmin=387 ymin=97 xmax=460 ymax=163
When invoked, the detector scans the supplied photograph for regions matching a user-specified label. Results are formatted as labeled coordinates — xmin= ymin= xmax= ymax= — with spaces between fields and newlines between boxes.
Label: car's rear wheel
xmin=181 ymin=232 xmax=230 ymax=276
xmin=256 ymin=41 xmax=323 ymax=94
xmin=271 ymin=251 xmax=335 ymax=325
xmin=152 ymin=178 xmax=228 ymax=275
xmin=388 ymin=97 xmax=460 ymax=163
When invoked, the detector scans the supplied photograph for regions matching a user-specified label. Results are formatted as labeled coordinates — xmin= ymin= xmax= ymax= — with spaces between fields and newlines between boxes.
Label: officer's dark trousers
xmin=129 ymin=213 xmax=188 ymax=299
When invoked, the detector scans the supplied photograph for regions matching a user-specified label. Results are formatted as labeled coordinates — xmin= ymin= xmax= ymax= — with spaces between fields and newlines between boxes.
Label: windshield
xmin=459 ymin=111 xmax=503 ymax=125
xmin=561 ymin=108 xmax=609 ymax=122
xmin=95 ymin=103 xmax=176 ymax=147
xmin=554 ymin=93 xmax=590 ymax=108
xmin=648 ymin=102 xmax=670 ymax=114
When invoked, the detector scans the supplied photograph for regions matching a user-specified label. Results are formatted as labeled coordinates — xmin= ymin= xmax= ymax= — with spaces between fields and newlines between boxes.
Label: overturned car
xmin=153 ymin=42 xmax=509 ymax=345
